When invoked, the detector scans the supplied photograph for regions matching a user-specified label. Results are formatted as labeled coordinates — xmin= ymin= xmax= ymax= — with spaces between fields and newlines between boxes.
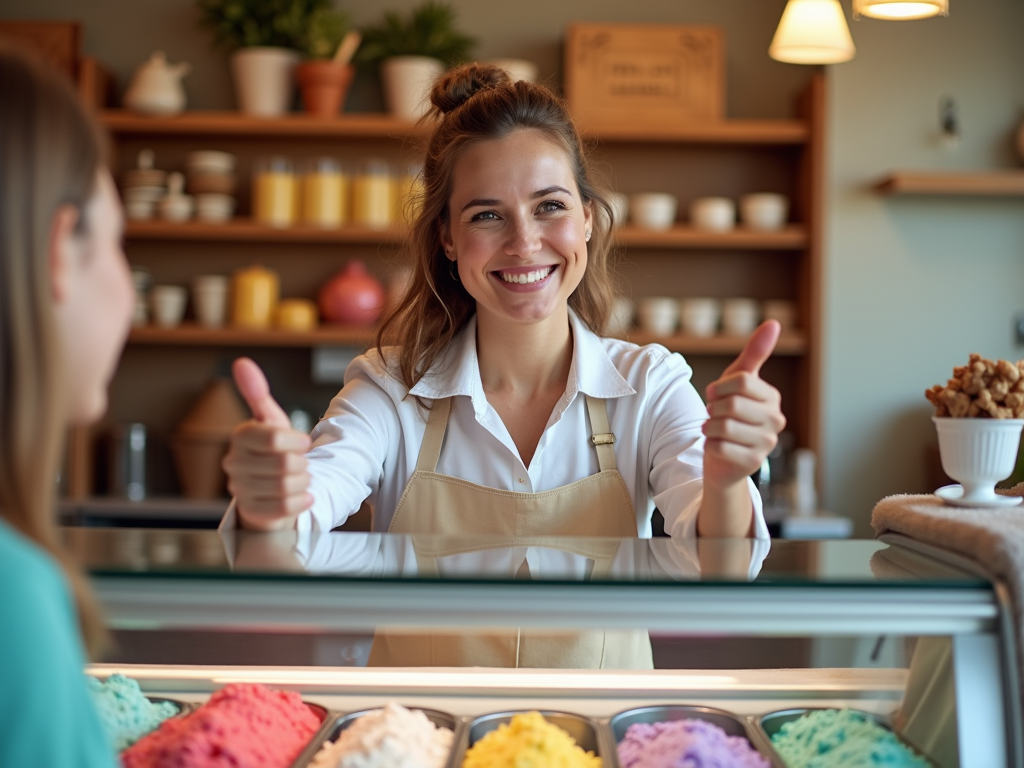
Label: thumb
xmin=721 ymin=320 xmax=781 ymax=377
xmin=232 ymin=357 xmax=291 ymax=428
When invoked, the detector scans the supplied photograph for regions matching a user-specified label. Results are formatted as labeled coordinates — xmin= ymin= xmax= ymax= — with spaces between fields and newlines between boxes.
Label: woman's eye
xmin=469 ymin=210 xmax=499 ymax=222
xmin=538 ymin=200 xmax=567 ymax=213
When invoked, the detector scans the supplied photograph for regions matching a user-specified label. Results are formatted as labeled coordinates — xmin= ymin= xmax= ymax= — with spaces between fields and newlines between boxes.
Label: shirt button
xmin=518 ymin=478 xmax=526 ymax=484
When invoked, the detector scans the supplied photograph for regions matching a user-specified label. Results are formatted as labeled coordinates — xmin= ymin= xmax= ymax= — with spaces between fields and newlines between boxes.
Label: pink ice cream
xmin=121 ymin=683 xmax=321 ymax=768
xmin=618 ymin=719 xmax=770 ymax=768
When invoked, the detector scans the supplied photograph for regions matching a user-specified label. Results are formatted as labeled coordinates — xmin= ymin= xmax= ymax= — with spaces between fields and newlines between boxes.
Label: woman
xmin=0 ymin=45 xmax=133 ymax=766
xmin=224 ymin=63 xmax=784 ymax=544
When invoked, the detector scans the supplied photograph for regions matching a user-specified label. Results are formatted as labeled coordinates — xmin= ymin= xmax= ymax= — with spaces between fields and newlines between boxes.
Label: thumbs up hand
xmin=702 ymin=320 xmax=787 ymax=492
xmin=222 ymin=357 xmax=314 ymax=531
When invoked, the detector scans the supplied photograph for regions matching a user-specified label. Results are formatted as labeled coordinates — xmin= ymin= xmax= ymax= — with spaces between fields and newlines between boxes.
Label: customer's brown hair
xmin=0 ymin=42 xmax=108 ymax=656
xmin=376 ymin=63 xmax=616 ymax=393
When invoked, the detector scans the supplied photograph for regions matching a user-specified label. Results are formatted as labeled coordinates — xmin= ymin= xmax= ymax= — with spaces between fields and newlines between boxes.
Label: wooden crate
xmin=565 ymin=23 xmax=725 ymax=131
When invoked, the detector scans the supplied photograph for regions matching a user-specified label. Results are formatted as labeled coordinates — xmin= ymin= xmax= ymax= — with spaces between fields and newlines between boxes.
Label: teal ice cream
xmin=87 ymin=674 xmax=179 ymax=751
xmin=770 ymin=709 xmax=932 ymax=768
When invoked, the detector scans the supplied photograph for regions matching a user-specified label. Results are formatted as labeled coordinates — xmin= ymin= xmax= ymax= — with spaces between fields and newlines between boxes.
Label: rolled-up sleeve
xmin=642 ymin=352 xmax=768 ymax=540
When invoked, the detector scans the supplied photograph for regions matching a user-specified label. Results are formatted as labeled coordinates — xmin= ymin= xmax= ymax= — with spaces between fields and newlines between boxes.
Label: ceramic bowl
xmin=630 ymin=193 xmax=678 ymax=231
xmin=679 ymin=297 xmax=721 ymax=337
xmin=722 ymin=298 xmax=760 ymax=336
xmin=125 ymin=199 xmax=156 ymax=220
xmin=933 ymin=417 xmax=1024 ymax=502
xmin=186 ymin=150 xmax=237 ymax=175
xmin=740 ymin=193 xmax=789 ymax=231
xmin=150 ymin=285 xmax=188 ymax=327
xmin=690 ymin=197 xmax=735 ymax=231
xmin=160 ymin=195 xmax=195 ymax=222
xmin=637 ymin=297 xmax=679 ymax=337
xmin=196 ymin=193 xmax=235 ymax=223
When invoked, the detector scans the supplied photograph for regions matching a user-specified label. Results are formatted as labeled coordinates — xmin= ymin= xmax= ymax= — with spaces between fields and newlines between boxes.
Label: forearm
xmin=697 ymin=479 xmax=755 ymax=537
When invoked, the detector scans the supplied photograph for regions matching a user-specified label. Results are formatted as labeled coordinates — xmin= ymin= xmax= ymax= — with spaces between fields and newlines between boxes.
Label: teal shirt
xmin=0 ymin=520 xmax=116 ymax=768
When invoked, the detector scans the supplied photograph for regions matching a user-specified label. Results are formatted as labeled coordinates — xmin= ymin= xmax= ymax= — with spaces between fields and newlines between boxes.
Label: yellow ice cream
xmin=462 ymin=711 xmax=601 ymax=768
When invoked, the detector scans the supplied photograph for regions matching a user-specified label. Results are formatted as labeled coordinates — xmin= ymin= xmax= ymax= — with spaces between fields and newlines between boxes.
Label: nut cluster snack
xmin=926 ymin=353 xmax=1024 ymax=419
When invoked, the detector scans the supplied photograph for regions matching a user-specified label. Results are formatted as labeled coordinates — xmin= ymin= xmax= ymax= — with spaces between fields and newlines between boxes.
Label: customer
xmin=0 ymin=44 xmax=132 ymax=767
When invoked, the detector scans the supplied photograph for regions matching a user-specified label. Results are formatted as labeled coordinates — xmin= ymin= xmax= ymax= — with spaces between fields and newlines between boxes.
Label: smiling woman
xmin=222 ymin=65 xmax=786 ymax=597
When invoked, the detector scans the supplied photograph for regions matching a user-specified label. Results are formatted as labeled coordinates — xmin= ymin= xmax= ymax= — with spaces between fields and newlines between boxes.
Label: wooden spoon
xmin=333 ymin=31 xmax=362 ymax=68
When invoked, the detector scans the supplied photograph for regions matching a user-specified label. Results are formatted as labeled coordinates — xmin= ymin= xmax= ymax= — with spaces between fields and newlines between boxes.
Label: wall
xmin=824 ymin=0 xmax=1024 ymax=534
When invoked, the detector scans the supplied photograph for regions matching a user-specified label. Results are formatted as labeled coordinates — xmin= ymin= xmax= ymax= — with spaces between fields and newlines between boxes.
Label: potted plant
xmin=197 ymin=0 xmax=345 ymax=116
xmin=295 ymin=11 xmax=359 ymax=117
xmin=359 ymin=1 xmax=475 ymax=121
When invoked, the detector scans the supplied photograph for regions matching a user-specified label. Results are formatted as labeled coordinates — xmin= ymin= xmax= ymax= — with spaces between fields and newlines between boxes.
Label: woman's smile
xmin=494 ymin=264 xmax=557 ymax=290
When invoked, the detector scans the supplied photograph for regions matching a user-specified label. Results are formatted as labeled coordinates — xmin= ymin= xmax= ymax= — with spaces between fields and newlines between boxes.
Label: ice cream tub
xmin=612 ymin=705 xmax=779 ymax=768
xmin=755 ymin=707 xmax=933 ymax=768
xmin=291 ymin=705 xmax=459 ymax=767
xmin=453 ymin=710 xmax=603 ymax=767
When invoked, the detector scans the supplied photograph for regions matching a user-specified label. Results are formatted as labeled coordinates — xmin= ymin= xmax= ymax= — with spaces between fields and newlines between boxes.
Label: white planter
xmin=231 ymin=47 xmax=299 ymax=116
xmin=381 ymin=56 xmax=445 ymax=120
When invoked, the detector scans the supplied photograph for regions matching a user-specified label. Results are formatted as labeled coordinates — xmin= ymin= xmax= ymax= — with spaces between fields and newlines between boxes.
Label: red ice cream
xmin=122 ymin=683 xmax=321 ymax=768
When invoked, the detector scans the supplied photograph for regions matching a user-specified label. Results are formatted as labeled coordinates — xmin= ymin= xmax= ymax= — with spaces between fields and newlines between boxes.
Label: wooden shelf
xmin=125 ymin=219 xmax=806 ymax=250
xmin=877 ymin=171 xmax=1024 ymax=196
xmin=99 ymin=110 xmax=427 ymax=139
xmin=578 ymin=119 xmax=809 ymax=145
xmin=128 ymin=323 xmax=807 ymax=356
xmin=615 ymin=225 xmax=807 ymax=249
xmin=128 ymin=323 xmax=374 ymax=347
xmin=124 ymin=219 xmax=407 ymax=244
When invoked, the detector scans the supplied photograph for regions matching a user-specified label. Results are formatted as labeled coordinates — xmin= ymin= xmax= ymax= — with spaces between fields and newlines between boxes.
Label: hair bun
xmin=430 ymin=63 xmax=511 ymax=115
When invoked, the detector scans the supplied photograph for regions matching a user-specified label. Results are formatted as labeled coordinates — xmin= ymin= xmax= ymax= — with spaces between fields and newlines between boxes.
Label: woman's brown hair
xmin=0 ymin=42 xmax=108 ymax=656
xmin=376 ymin=63 xmax=616 ymax=392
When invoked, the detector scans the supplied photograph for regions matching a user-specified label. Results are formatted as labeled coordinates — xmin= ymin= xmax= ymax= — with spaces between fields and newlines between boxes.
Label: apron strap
xmin=415 ymin=397 xmax=452 ymax=473
xmin=584 ymin=395 xmax=617 ymax=472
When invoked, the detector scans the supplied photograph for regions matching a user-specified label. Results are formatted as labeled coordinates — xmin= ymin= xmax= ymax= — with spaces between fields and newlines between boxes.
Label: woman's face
xmin=442 ymin=129 xmax=592 ymax=329
xmin=54 ymin=171 xmax=134 ymax=424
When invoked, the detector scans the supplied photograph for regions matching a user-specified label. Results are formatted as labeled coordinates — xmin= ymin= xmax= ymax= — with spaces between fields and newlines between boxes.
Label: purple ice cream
xmin=618 ymin=718 xmax=770 ymax=768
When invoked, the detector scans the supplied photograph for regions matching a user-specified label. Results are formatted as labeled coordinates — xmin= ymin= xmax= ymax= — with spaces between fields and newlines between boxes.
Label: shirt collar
xmin=408 ymin=309 xmax=635 ymax=416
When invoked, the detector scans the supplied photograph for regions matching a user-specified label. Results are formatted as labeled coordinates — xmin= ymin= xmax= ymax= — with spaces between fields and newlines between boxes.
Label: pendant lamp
xmin=769 ymin=0 xmax=856 ymax=65
xmin=853 ymin=0 xmax=948 ymax=20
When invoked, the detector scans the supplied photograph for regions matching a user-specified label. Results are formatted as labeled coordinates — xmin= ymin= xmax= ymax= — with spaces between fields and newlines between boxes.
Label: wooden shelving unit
xmin=99 ymin=110 xmax=428 ymax=138
xmin=578 ymin=119 xmax=809 ymax=145
xmin=877 ymin=170 xmax=1024 ymax=196
xmin=125 ymin=219 xmax=807 ymax=250
xmin=127 ymin=323 xmax=808 ymax=356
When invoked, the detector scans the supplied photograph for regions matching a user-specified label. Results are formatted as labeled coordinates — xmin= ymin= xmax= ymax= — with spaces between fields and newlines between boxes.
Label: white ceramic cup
xmin=722 ymin=298 xmax=760 ymax=336
xmin=630 ymin=193 xmax=678 ymax=231
xmin=196 ymin=193 xmax=235 ymax=223
xmin=604 ymin=296 xmax=635 ymax=336
xmin=740 ymin=193 xmax=789 ymax=231
xmin=125 ymin=199 xmax=156 ymax=220
xmin=933 ymin=417 xmax=1024 ymax=501
xmin=763 ymin=300 xmax=797 ymax=331
xmin=690 ymin=197 xmax=736 ymax=231
xmin=679 ymin=297 xmax=722 ymax=337
xmin=638 ymin=297 xmax=679 ymax=337
xmin=608 ymin=192 xmax=629 ymax=229
xmin=192 ymin=275 xmax=230 ymax=328
xmin=150 ymin=285 xmax=188 ymax=328
xmin=186 ymin=151 xmax=237 ymax=175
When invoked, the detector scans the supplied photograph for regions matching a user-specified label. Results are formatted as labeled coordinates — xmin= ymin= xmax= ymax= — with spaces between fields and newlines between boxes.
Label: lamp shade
xmin=853 ymin=0 xmax=948 ymax=19
xmin=769 ymin=0 xmax=856 ymax=64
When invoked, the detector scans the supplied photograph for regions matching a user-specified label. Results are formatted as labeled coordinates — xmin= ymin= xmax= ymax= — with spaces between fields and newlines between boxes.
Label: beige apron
xmin=367 ymin=395 xmax=653 ymax=669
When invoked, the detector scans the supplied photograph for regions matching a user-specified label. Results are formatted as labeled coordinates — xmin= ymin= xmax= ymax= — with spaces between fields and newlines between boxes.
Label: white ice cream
xmin=311 ymin=702 xmax=454 ymax=768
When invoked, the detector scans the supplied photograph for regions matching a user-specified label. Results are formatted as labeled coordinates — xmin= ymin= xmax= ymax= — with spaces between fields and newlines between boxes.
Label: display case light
xmin=853 ymin=0 xmax=948 ymax=20
xmin=769 ymin=0 xmax=856 ymax=65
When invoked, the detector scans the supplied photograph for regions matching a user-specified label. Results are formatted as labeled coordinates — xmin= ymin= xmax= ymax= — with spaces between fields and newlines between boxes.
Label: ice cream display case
xmin=64 ymin=528 xmax=1021 ymax=768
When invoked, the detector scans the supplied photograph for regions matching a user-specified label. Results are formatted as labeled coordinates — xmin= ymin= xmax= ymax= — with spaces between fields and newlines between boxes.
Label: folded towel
xmin=871 ymin=485 xmax=1024 ymax=722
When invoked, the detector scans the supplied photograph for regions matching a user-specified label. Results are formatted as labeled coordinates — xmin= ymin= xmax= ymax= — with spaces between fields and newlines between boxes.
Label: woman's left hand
xmin=702 ymin=320 xmax=787 ymax=491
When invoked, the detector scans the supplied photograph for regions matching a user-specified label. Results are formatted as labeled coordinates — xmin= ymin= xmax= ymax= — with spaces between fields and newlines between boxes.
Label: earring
xmin=448 ymin=260 xmax=460 ymax=282
xmin=585 ymin=230 xmax=592 ymax=242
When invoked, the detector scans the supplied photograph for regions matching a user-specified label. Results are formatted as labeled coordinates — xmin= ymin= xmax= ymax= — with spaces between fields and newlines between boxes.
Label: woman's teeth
xmin=498 ymin=267 xmax=554 ymax=284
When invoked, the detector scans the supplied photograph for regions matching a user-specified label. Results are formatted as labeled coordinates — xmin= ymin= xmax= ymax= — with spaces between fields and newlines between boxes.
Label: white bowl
xmin=690 ymin=197 xmax=735 ymax=231
xmin=186 ymin=150 xmax=237 ymax=174
xmin=933 ymin=417 xmax=1024 ymax=502
xmin=740 ymin=193 xmax=789 ymax=231
xmin=722 ymin=298 xmax=760 ymax=336
xmin=125 ymin=199 xmax=156 ymax=220
xmin=631 ymin=193 xmax=678 ymax=231
xmin=160 ymin=195 xmax=195 ymax=222
xmin=679 ymin=297 xmax=721 ymax=337
xmin=196 ymin=193 xmax=235 ymax=222
xmin=149 ymin=285 xmax=188 ymax=328
xmin=637 ymin=297 xmax=679 ymax=337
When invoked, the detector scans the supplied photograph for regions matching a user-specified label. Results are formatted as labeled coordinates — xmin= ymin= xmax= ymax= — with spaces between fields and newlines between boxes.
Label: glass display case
xmin=66 ymin=528 xmax=1021 ymax=768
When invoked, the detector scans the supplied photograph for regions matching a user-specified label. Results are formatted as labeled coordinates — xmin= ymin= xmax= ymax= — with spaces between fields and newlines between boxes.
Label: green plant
xmin=358 ymin=1 xmax=474 ymax=66
xmin=197 ymin=0 xmax=349 ymax=55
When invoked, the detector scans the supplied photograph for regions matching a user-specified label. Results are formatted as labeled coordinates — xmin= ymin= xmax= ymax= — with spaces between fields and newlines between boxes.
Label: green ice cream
xmin=770 ymin=709 xmax=932 ymax=768
xmin=87 ymin=674 xmax=179 ymax=751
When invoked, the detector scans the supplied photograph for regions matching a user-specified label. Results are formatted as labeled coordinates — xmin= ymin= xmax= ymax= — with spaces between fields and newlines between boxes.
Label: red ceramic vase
xmin=318 ymin=261 xmax=384 ymax=325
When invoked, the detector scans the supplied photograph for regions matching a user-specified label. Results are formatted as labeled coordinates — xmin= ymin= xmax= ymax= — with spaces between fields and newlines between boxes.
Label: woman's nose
xmin=504 ymin=214 xmax=542 ymax=259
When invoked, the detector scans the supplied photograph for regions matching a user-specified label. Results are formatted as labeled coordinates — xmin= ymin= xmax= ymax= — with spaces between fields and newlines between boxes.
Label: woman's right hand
xmin=223 ymin=357 xmax=314 ymax=531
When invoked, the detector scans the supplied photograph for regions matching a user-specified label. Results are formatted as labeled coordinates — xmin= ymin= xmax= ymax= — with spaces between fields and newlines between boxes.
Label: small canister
xmin=276 ymin=298 xmax=318 ymax=332
xmin=232 ymin=264 xmax=280 ymax=329
xmin=253 ymin=156 xmax=297 ymax=227
xmin=109 ymin=423 xmax=146 ymax=501
xmin=301 ymin=157 xmax=347 ymax=228
xmin=351 ymin=158 xmax=392 ymax=229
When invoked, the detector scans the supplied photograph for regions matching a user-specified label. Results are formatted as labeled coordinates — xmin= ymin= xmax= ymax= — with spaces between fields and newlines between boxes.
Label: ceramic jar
xmin=124 ymin=51 xmax=190 ymax=116
xmin=232 ymin=264 xmax=280 ymax=329
xmin=319 ymin=261 xmax=384 ymax=325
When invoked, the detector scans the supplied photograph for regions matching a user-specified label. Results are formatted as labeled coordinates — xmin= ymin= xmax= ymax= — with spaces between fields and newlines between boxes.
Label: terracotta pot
xmin=172 ymin=379 xmax=247 ymax=499
xmin=319 ymin=260 xmax=384 ymax=325
xmin=297 ymin=62 xmax=354 ymax=117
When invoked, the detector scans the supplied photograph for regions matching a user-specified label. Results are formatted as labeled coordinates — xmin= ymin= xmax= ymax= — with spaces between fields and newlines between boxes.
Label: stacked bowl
xmin=186 ymin=151 xmax=237 ymax=223
xmin=121 ymin=149 xmax=166 ymax=220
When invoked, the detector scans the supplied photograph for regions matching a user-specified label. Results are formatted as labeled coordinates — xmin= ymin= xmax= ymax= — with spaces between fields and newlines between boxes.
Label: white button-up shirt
xmin=293 ymin=310 xmax=767 ymax=540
